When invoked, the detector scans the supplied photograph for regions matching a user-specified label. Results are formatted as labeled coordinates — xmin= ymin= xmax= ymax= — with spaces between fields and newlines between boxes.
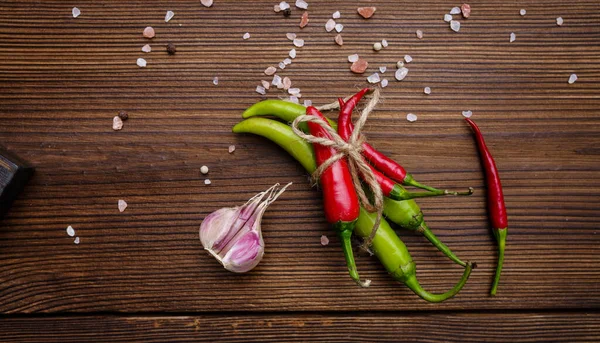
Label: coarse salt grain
xmin=357 ymin=7 xmax=376 ymax=19
xmin=143 ymin=27 xmax=155 ymax=39
xmin=406 ymin=113 xmax=418 ymax=122
xmin=450 ymin=20 xmax=461 ymax=32
xmin=72 ymin=7 xmax=81 ymax=18
xmin=264 ymin=66 xmax=277 ymax=75
xmin=461 ymin=4 xmax=471 ymax=18
xmin=335 ymin=34 xmax=343 ymax=46
xmin=112 ymin=116 xmax=124 ymax=130
xmin=381 ymin=39 xmax=388 ymax=47
xmin=213 ymin=77 xmax=219 ymax=85
xmin=283 ymin=58 xmax=292 ymax=65
xmin=373 ymin=42 xmax=382 ymax=51
xmin=320 ymin=235 xmax=329 ymax=246
xmin=395 ymin=67 xmax=409 ymax=81
xmin=279 ymin=1 xmax=290 ymax=10
xmin=283 ymin=77 xmax=292 ymax=90
xmin=404 ymin=55 xmax=413 ymax=63
xmin=381 ymin=79 xmax=389 ymax=88
xmin=293 ymin=38 xmax=304 ymax=47
xmin=142 ymin=44 xmax=151 ymax=53
xmin=348 ymin=54 xmax=359 ymax=63
xmin=74 ymin=237 xmax=80 ymax=244
xmin=243 ymin=32 xmax=251 ymax=40
xmin=416 ymin=30 xmax=423 ymax=39
xmin=303 ymin=100 xmax=312 ymax=106
xmin=510 ymin=32 xmax=516 ymax=42
xmin=286 ymin=33 xmax=297 ymax=40
xmin=333 ymin=11 xmax=341 ymax=19
xmin=289 ymin=96 xmax=299 ymax=104
xmin=325 ymin=19 xmax=336 ymax=32
xmin=300 ymin=12 xmax=309 ymax=28
xmin=335 ymin=23 xmax=344 ymax=32
xmin=450 ymin=7 xmax=461 ymax=14
xmin=296 ymin=0 xmax=308 ymax=9
xmin=66 ymin=226 xmax=75 ymax=237
xmin=289 ymin=49 xmax=296 ymax=58
xmin=462 ymin=110 xmax=473 ymax=118
xmin=424 ymin=87 xmax=431 ymax=94
xmin=256 ymin=86 xmax=266 ymax=95
xmin=288 ymin=87 xmax=300 ymax=95
xmin=205 ymin=179 xmax=211 ymax=185
xmin=379 ymin=66 xmax=387 ymax=73
xmin=201 ymin=165 xmax=209 ymax=174
xmin=201 ymin=0 xmax=213 ymax=7
xmin=568 ymin=74 xmax=577 ymax=84
xmin=229 ymin=145 xmax=236 ymax=153
xmin=520 ymin=9 xmax=526 ymax=16
xmin=118 ymin=200 xmax=128 ymax=212
xmin=444 ymin=14 xmax=452 ymax=22
xmin=278 ymin=62 xmax=286 ymax=69
xmin=272 ymin=74 xmax=282 ymax=86
xmin=556 ymin=17 xmax=563 ymax=26
xmin=165 ymin=10 xmax=175 ymax=22
xmin=350 ymin=59 xmax=368 ymax=74
xmin=262 ymin=80 xmax=270 ymax=89
xmin=367 ymin=73 xmax=381 ymax=84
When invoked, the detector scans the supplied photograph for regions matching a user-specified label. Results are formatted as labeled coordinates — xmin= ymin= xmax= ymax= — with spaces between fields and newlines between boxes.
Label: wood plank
xmin=0 ymin=312 xmax=599 ymax=342
xmin=0 ymin=0 xmax=599 ymax=313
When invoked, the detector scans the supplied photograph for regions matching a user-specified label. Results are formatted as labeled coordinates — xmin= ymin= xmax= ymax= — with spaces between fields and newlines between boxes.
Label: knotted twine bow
xmin=291 ymin=89 xmax=383 ymax=249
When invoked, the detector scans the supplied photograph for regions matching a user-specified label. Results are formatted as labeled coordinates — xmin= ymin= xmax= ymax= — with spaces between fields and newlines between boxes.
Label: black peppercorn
xmin=167 ymin=43 xmax=177 ymax=55
xmin=118 ymin=111 xmax=128 ymax=121
xmin=283 ymin=8 xmax=291 ymax=17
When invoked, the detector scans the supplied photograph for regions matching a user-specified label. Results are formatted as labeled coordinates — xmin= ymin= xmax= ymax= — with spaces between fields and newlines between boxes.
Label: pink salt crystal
xmin=228 ymin=145 xmax=236 ymax=153
xmin=461 ymin=4 xmax=471 ymax=18
xmin=141 ymin=44 xmax=151 ymax=53
xmin=143 ymin=27 xmax=155 ymax=39
xmin=118 ymin=200 xmax=128 ymax=212
xmin=334 ymin=34 xmax=343 ymax=46
xmin=357 ymin=7 xmax=376 ymax=19
xmin=261 ymin=80 xmax=270 ymax=89
xmin=201 ymin=0 xmax=213 ymax=7
xmin=299 ymin=12 xmax=309 ymax=28
xmin=264 ymin=66 xmax=277 ymax=75
xmin=283 ymin=77 xmax=292 ymax=90
xmin=350 ymin=59 xmax=368 ymax=74
xmin=320 ymin=235 xmax=329 ymax=246
xmin=416 ymin=30 xmax=423 ymax=39
xmin=112 ymin=116 xmax=123 ymax=131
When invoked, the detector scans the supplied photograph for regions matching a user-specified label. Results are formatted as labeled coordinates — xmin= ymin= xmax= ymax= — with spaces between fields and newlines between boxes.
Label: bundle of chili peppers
xmin=232 ymin=88 xmax=507 ymax=301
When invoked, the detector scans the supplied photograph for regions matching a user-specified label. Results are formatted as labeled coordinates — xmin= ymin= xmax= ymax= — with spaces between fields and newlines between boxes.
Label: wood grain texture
xmin=0 ymin=0 xmax=599 ymax=321
xmin=1 ymin=312 xmax=599 ymax=342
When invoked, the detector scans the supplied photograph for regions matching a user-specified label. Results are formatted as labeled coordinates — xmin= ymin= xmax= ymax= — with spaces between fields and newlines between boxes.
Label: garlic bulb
xmin=200 ymin=182 xmax=292 ymax=273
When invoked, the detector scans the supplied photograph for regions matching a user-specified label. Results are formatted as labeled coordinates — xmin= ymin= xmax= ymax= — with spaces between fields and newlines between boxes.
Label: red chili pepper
xmin=306 ymin=106 xmax=365 ymax=286
xmin=465 ymin=117 xmax=507 ymax=296
xmin=337 ymin=89 xmax=472 ymax=199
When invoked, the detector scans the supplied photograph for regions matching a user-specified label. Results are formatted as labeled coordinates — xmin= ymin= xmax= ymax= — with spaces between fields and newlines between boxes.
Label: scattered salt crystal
xmin=373 ymin=42 xmax=382 ymax=51
xmin=229 ymin=145 xmax=236 ymax=153
xmin=201 ymin=0 xmax=213 ymax=7
xmin=379 ymin=66 xmax=387 ymax=73
xmin=381 ymin=39 xmax=388 ymax=47
xmin=74 ymin=237 xmax=80 ymax=244
xmin=262 ymin=80 xmax=270 ymax=89
xmin=142 ymin=44 xmax=151 ymax=53
xmin=444 ymin=14 xmax=452 ymax=22
xmin=113 ymin=116 xmax=124 ymax=130
xmin=395 ymin=67 xmax=409 ymax=81
xmin=320 ymin=235 xmax=329 ymax=246
xmin=295 ymin=0 xmax=308 ymax=10
xmin=381 ymin=79 xmax=389 ymax=88
xmin=165 ymin=10 xmax=175 ymax=22
xmin=299 ymin=12 xmax=309 ymax=28
xmin=272 ymin=74 xmax=282 ymax=86
xmin=293 ymin=38 xmax=304 ymax=47
xmin=279 ymin=62 xmax=286 ymax=69
xmin=303 ymin=100 xmax=312 ymax=106
xmin=335 ymin=23 xmax=344 ymax=32
xmin=332 ymin=11 xmax=341 ymax=19
xmin=568 ymin=74 xmax=577 ymax=84
xmin=556 ymin=17 xmax=563 ymax=26
xmin=72 ymin=7 xmax=81 ymax=18
xmin=350 ymin=59 xmax=368 ymax=74
xmin=289 ymin=49 xmax=297 ymax=58
xmin=367 ymin=73 xmax=381 ymax=84
xmin=283 ymin=77 xmax=292 ymax=90
xmin=118 ymin=200 xmax=128 ymax=213
xmin=213 ymin=77 xmax=219 ymax=85
xmin=461 ymin=4 xmax=471 ymax=18
xmin=279 ymin=1 xmax=290 ymax=10
xmin=204 ymin=179 xmax=211 ymax=185
xmin=510 ymin=32 xmax=516 ymax=42
xmin=396 ymin=61 xmax=404 ymax=68
xmin=243 ymin=32 xmax=251 ymax=40
xmin=462 ymin=110 xmax=473 ymax=118
xmin=348 ymin=54 xmax=359 ymax=63
xmin=143 ymin=27 xmax=155 ymax=39
xmin=289 ymin=96 xmax=299 ymax=104
xmin=274 ymin=4 xmax=281 ymax=12
xmin=357 ymin=7 xmax=376 ymax=19
xmin=406 ymin=113 xmax=418 ymax=122
xmin=286 ymin=32 xmax=296 ymax=40
xmin=264 ymin=66 xmax=277 ymax=75
xmin=450 ymin=20 xmax=461 ymax=32
xmin=256 ymin=86 xmax=266 ymax=95
xmin=416 ymin=30 xmax=423 ymax=39
xmin=325 ymin=19 xmax=336 ymax=32
xmin=404 ymin=55 xmax=413 ymax=63
xmin=520 ymin=9 xmax=526 ymax=16
xmin=424 ymin=87 xmax=431 ymax=94
xmin=334 ymin=34 xmax=343 ymax=46
xmin=450 ymin=7 xmax=461 ymax=14
xmin=283 ymin=58 xmax=292 ymax=65
xmin=66 ymin=226 xmax=75 ymax=237
xmin=200 ymin=165 xmax=209 ymax=174
xmin=288 ymin=87 xmax=300 ymax=95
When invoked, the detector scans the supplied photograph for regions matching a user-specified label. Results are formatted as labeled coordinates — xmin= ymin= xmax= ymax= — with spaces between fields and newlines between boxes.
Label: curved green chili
xmin=242 ymin=99 xmax=337 ymax=130
xmin=233 ymin=117 xmax=474 ymax=301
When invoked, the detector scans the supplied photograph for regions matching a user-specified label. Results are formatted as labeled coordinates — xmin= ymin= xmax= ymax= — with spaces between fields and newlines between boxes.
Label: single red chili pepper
xmin=337 ymin=89 xmax=473 ymax=199
xmin=306 ymin=106 xmax=366 ymax=287
xmin=465 ymin=117 xmax=507 ymax=296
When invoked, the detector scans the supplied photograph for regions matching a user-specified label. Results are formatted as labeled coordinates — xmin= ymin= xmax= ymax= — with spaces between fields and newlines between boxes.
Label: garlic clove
xmin=200 ymin=207 xmax=238 ymax=251
xmin=221 ymin=230 xmax=264 ymax=273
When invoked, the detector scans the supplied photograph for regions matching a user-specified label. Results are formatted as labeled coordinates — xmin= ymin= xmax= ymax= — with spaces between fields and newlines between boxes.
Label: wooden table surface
xmin=1 ymin=0 xmax=599 ymax=341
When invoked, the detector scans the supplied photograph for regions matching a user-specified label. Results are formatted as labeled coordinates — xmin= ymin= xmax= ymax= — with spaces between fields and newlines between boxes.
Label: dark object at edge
xmin=0 ymin=147 xmax=34 ymax=219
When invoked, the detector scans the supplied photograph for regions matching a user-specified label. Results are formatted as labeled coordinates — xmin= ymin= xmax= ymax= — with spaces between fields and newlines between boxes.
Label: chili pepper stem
xmin=335 ymin=221 xmax=370 ymax=288
xmin=418 ymin=222 xmax=468 ymax=267
xmin=403 ymin=174 xmax=474 ymax=197
xmin=490 ymin=227 xmax=507 ymax=296
xmin=403 ymin=262 xmax=474 ymax=303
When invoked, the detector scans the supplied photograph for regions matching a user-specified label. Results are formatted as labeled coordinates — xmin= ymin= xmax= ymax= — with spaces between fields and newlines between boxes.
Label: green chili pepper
xmin=242 ymin=99 xmax=337 ymax=130
xmin=233 ymin=117 xmax=474 ymax=302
